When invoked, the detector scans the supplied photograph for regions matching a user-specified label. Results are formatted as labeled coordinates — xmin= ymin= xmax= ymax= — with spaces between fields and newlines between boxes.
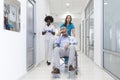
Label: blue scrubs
xmin=60 ymin=23 xmax=75 ymax=64
xmin=6 ymin=23 xmax=14 ymax=30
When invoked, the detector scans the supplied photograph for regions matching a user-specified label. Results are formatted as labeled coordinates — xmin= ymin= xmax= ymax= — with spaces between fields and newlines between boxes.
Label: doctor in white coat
xmin=42 ymin=16 xmax=55 ymax=65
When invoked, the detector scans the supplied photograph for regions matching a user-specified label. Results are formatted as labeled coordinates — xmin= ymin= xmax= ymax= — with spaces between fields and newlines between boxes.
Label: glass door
xmin=85 ymin=0 xmax=94 ymax=60
xmin=85 ymin=18 xmax=89 ymax=56
xmin=89 ymin=12 xmax=94 ymax=60
xmin=82 ymin=20 xmax=85 ymax=53
xmin=27 ymin=0 xmax=36 ymax=71
xmin=103 ymin=0 xmax=120 ymax=79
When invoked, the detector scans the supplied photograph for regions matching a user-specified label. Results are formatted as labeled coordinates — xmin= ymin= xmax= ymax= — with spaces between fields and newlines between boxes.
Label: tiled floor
xmin=19 ymin=52 xmax=115 ymax=80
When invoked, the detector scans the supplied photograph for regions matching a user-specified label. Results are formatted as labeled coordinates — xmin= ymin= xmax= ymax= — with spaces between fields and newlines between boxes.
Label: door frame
xmin=85 ymin=0 xmax=94 ymax=60
xmin=26 ymin=0 xmax=36 ymax=71
xmin=81 ymin=20 xmax=85 ymax=53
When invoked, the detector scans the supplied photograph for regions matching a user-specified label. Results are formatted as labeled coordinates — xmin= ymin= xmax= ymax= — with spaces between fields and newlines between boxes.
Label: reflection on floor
xmin=19 ymin=52 xmax=115 ymax=80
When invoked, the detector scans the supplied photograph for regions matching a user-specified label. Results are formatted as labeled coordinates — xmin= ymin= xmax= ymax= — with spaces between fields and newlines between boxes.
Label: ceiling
xmin=48 ymin=0 xmax=89 ymax=22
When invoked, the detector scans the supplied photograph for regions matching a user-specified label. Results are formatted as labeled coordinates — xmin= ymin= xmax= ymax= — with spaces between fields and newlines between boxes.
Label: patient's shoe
xmin=69 ymin=65 xmax=75 ymax=71
xmin=51 ymin=68 xmax=60 ymax=74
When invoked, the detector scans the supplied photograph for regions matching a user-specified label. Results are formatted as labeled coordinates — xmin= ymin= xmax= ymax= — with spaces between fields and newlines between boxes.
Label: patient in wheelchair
xmin=52 ymin=27 xmax=77 ymax=74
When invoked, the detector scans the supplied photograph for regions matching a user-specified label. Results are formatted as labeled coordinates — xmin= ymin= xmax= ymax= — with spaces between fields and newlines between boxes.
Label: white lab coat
xmin=42 ymin=24 xmax=55 ymax=62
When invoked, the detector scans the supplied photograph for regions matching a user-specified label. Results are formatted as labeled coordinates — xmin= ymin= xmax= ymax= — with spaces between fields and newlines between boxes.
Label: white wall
xmin=94 ymin=0 xmax=103 ymax=67
xmin=0 ymin=0 xmax=50 ymax=80
xmin=0 ymin=0 xmax=27 ymax=80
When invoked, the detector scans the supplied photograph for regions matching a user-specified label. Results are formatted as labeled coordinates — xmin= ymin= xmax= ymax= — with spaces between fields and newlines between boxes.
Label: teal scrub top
xmin=60 ymin=23 xmax=75 ymax=36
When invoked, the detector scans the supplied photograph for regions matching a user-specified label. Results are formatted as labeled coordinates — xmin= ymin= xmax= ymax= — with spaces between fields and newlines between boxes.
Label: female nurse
xmin=42 ymin=16 xmax=55 ymax=65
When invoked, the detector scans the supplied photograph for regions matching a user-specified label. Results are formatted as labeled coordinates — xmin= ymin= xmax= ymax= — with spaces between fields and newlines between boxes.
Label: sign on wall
xmin=4 ymin=0 xmax=20 ymax=32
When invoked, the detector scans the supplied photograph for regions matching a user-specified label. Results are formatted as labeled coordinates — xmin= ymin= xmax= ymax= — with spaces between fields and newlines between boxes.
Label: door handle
xmin=34 ymin=33 xmax=36 ymax=35
xmin=33 ymin=33 xmax=36 ymax=38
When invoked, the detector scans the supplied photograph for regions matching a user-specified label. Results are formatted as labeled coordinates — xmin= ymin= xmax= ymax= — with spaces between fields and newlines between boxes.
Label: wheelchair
xmin=53 ymin=43 xmax=78 ymax=75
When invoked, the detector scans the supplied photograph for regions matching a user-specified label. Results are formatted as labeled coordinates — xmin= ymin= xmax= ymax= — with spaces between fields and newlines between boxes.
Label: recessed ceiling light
xmin=104 ymin=2 xmax=108 ymax=5
xmin=66 ymin=3 xmax=70 ymax=6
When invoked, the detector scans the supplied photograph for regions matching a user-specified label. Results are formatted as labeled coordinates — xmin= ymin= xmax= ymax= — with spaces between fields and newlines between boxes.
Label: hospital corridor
xmin=0 ymin=0 xmax=120 ymax=80
xmin=19 ymin=53 xmax=114 ymax=80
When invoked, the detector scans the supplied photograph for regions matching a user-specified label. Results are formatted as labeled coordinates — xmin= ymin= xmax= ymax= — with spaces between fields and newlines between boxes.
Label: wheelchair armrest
xmin=53 ymin=43 xmax=60 ymax=48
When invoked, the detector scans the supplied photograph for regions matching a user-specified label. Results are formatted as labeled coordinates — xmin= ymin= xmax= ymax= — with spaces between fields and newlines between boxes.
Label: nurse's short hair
xmin=44 ymin=16 xmax=54 ymax=23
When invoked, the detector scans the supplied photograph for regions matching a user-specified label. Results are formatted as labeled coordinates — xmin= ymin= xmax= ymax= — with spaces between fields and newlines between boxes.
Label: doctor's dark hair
xmin=64 ymin=15 xmax=72 ymax=27
xmin=44 ymin=16 xmax=54 ymax=23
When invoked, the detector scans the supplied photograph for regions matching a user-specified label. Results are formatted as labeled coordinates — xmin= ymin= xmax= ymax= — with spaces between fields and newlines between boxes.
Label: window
xmin=103 ymin=0 xmax=120 ymax=79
